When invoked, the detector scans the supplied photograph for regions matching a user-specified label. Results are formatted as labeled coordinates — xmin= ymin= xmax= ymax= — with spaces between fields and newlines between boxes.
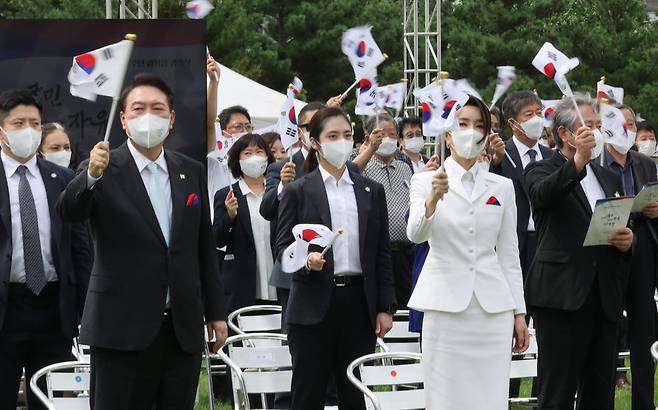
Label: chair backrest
xmin=228 ymin=304 xmax=281 ymax=336
xmin=72 ymin=338 xmax=90 ymax=362
xmin=379 ymin=311 xmax=420 ymax=354
xmin=30 ymin=361 xmax=91 ymax=410
xmin=510 ymin=329 xmax=538 ymax=379
xmin=347 ymin=352 xmax=424 ymax=410
xmin=651 ymin=341 xmax=658 ymax=363
xmin=216 ymin=333 xmax=291 ymax=410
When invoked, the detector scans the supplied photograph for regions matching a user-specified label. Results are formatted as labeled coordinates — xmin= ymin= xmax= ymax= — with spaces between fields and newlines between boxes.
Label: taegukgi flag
xmin=276 ymin=77 xmax=304 ymax=150
xmin=532 ymin=42 xmax=579 ymax=97
xmin=67 ymin=39 xmax=134 ymax=102
xmin=355 ymin=71 xmax=379 ymax=116
xmin=341 ymin=26 xmax=386 ymax=82
xmin=597 ymin=79 xmax=624 ymax=104
xmin=282 ymin=224 xmax=335 ymax=273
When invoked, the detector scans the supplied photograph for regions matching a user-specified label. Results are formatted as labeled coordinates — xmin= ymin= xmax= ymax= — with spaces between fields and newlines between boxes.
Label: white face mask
xmin=608 ymin=129 xmax=636 ymax=156
xmin=44 ymin=149 xmax=72 ymax=168
xmin=126 ymin=113 xmax=171 ymax=149
xmin=450 ymin=128 xmax=487 ymax=160
xmin=0 ymin=126 xmax=42 ymax=159
xmin=319 ymin=139 xmax=353 ymax=169
xmin=231 ymin=132 xmax=247 ymax=140
xmin=376 ymin=137 xmax=398 ymax=156
xmin=519 ymin=116 xmax=544 ymax=141
xmin=404 ymin=137 xmax=424 ymax=154
xmin=538 ymin=138 xmax=550 ymax=148
xmin=239 ymin=155 xmax=268 ymax=178
xmin=637 ymin=140 xmax=657 ymax=156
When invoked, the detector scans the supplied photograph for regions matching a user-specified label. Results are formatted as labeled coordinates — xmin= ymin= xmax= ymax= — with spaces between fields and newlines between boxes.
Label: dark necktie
xmin=17 ymin=166 xmax=47 ymax=295
xmin=527 ymin=149 xmax=538 ymax=165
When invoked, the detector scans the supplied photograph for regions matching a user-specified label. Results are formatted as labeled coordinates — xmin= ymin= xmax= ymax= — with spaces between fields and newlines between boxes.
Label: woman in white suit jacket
xmin=407 ymin=96 xmax=529 ymax=410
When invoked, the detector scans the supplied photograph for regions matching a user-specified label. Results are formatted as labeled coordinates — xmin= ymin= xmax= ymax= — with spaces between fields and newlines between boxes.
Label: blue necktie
xmin=17 ymin=166 xmax=47 ymax=295
xmin=527 ymin=149 xmax=538 ymax=165
xmin=146 ymin=163 xmax=170 ymax=246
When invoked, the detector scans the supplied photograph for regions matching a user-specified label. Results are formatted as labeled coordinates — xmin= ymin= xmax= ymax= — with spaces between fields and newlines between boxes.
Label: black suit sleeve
xmin=524 ymin=157 xmax=586 ymax=210
xmin=213 ymin=186 xmax=234 ymax=248
xmin=198 ymin=165 xmax=227 ymax=322
xmin=57 ymin=166 xmax=98 ymax=223
xmin=373 ymin=183 xmax=396 ymax=311
xmin=260 ymin=162 xmax=283 ymax=221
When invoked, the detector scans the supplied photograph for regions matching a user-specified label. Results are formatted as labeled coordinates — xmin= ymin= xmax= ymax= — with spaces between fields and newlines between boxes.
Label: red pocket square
xmin=486 ymin=196 xmax=501 ymax=206
xmin=186 ymin=193 xmax=200 ymax=207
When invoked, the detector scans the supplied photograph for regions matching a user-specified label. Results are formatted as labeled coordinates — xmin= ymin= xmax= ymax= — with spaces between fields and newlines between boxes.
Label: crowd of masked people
xmin=1 ymin=52 xmax=657 ymax=410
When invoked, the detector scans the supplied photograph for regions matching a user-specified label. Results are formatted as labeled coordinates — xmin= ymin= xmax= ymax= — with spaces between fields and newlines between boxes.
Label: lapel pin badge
xmin=50 ymin=173 xmax=57 ymax=178
xmin=365 ymin=186 xmax=370 ymax=192
xmin=180 ymin=174 xmax=186 ymax=180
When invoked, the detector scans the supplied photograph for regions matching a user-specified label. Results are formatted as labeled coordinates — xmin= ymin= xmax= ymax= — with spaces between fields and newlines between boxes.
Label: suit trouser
xmin=89 ymin=316 xmax=201 ymax=410
xmin=627 ymin=225 xmax=657 ymax=410
xmin=0 ymin=282 xmax=72 ymax=410
xmin=390 ymin=244 xmax=414 ymax=309
xmin=533 ymin=278 xmax=618 ymax=410
xmin=287 ymin=282 xmax=376 ymax=410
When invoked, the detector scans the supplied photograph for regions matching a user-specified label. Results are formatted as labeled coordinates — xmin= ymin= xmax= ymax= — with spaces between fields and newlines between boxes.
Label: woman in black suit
xmin=275 ymin=107 xmax=396 ymax=410
xmin=213 ymin=133 xmax=276 ymax=313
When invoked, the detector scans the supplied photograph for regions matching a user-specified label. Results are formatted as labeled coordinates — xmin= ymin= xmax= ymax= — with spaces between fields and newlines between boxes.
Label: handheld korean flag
xmin=67 ymin=34 xmax=136 ymax=142
xmin=440 ymin=82 xmax=470 ymax=132
xmin=375 ymin=82 xmax=405 ymax=112
xmin=597 ymin=79 xmax=624 ymax=104
xmin=341 ymin=26 xmax=386 ymax=83
xmin=532 ymin=42 xmax=579 ymax=97
xmin=541 ymin=99 xmax=561 ymax=127
xmin=355 ymin=71 xmax=379 ymax=116
xmin=532 ymin=42 xmax=585 ymax=130
xmin=186 ymin=0 xmax=214 ymax=19
xmin=282 ymin=224 xmax=336 ymax=273
xmin=276 ymin=77 xmax=304 ymax=151
xmin=491 ymin=66 xmax=516 ymax=108
xmin=413 ymin=83 xmax=444 ymax=137
xmin=600 ymin=103 xmax=634 ymax=155
xmin=210 ymin=122 xmax=230 ymax=161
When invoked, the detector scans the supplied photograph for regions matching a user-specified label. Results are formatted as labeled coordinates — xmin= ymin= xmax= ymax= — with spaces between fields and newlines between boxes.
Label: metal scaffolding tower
xmin=402 ymin=0 xmax=441 ymax=117
xmin=106 ymin=0 xmax=159 ymax=19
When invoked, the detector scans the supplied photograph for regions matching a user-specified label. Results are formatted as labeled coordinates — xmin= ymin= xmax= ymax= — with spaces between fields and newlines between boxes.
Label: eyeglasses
xmin=228 ymin=123 xmax=253 ymax=132
xmin=299 ymin=123 xmax=310 ymax=131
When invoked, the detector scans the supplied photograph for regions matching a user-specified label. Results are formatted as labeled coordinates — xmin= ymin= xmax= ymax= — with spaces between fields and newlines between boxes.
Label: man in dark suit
xmin=601 ymin=131 xmax=658 ymax=410
xmin=494 ymin=91 xmax=554 ymax=282
xmin=57 ymin=74 xmax=227 ymax=410
xmin=0 ymin=89 xmax=92 ymax=409
xmin=524 ymin=94 xmax=634 ymax=410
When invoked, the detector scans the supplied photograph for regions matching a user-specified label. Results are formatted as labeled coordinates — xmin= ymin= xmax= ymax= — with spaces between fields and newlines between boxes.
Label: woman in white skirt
xmin=407 ymin=95 xmax=529 ymax=410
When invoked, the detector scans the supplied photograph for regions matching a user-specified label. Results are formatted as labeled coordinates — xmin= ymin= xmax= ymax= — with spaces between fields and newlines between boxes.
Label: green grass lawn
xmin=195 ymin=360 xmax=653 ymax=409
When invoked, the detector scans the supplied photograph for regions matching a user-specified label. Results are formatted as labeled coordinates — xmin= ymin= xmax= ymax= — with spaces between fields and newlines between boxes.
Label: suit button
xmin=469 ymin=248 xmax=474 ymax=253
xmin=469 ymin=267 xmax=474 ymax=272
xmin=469 ymin=228 xmax=474 ymax=234
xmin=469 ymin=210 xmax=474 ymax=215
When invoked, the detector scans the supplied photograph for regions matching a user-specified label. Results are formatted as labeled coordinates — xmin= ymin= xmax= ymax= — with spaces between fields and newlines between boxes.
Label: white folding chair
xmin=377 ymin=310 xmax=421 ymax=354
xmin=651 ymin=341 xmax=658 ymax=363
xmin=214 ymin=333 xmax=291 ymax=410
xmin=29 ymin=361 xmax=90 ymax=410
xmin=228 ymin=305 xmax=283 ymax=337
xmin=71 ymin=337 xmax=90 ymax=363
xmin=346 ymin=352 xmax=424 ymax=410
xmin=509 ymin=328 xmax=539 ymax=406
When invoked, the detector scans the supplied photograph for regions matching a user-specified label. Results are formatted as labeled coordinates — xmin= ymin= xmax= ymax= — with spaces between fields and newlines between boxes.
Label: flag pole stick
xmin=320 ymin=228 xmax=344 ymax=258
xmin=439 ymin=132 xmax=446 ymax=171
xmin=340 ymin=54 xmax=389 ymax=100
xmin=103 ymin=98 xmax=119 ymax=142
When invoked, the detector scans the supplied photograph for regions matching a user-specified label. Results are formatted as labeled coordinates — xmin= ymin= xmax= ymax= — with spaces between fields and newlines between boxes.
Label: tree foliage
xmin=1 ymin=0 xmax=657 ymax=122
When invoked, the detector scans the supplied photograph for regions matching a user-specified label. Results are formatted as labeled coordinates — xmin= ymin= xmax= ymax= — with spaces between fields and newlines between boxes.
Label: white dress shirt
xmin=2 ymin=151 xmax=57 ymax=283
xmin=580 ymin=164 xmax=607 ymax=210
xmin=318 ymin=163 xmax=362 ymax=275
xmin=238 ymin=178 xmax=276 ymax=301
xmin=512 ymin=136 xmax=543 ymax=231
xmin=447 ymin=159 xmax=479 ymax=199
xmin=410 ymin=156 xmax=425 ymax=174
xmin=126 ymin=141 xmax=172 ymax=238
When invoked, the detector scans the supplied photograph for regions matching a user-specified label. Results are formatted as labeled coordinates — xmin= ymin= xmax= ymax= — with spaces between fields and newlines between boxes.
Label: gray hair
xmin=614 ymin=103 xmax=635 ymax=118
xmin=362 ymin=112 xmax=396 ymax=135
xmin=501 ymin=90 xmax=541 ymax=124
xmin=551 ymin=93 xmax=596 ymax=149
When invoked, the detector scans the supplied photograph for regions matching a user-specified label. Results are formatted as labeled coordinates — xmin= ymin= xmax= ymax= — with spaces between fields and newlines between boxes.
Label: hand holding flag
xmin=281 ymin=224 xmax=338 ymax=273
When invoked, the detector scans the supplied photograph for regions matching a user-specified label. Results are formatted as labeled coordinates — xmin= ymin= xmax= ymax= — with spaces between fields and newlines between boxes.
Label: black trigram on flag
xmin=101 ymin=47 xmax=114 ymax=61
xmin=94 ymin=73 xmax=109 ymax=88
xmin=285 ymin=127 xmax=297 ymax=138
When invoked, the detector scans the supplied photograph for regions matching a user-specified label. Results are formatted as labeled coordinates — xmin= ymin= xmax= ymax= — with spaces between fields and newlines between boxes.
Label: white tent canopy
xmin=216 ymin=63 xmax=307 ymax=129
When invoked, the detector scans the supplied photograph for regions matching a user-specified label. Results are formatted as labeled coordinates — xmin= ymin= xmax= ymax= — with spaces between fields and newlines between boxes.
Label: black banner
xmin=0 ymin=19 xmax=207 ymax=166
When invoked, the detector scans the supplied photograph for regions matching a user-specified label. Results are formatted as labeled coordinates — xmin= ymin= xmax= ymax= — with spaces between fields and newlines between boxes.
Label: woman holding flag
xmin=275 ymin=106 xmax=396 ymax=410
xmin=406 ymin=96 xmax=528 ymax=410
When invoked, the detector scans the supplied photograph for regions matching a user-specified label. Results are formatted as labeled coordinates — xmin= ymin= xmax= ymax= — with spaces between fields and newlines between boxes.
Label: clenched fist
xmin=89 ymin=141 xmax=110 ymax=178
